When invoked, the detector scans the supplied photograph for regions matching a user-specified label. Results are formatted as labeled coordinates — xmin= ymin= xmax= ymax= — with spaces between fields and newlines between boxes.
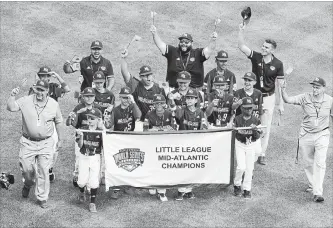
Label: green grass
xmin=0 ymin=1 xmax=332 ymax=227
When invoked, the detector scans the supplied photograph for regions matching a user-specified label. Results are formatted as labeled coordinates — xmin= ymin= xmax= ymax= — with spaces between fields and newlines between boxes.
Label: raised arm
xmin=50 ymin=71 xmax=71 ymax=93
xmin=120 ymin=49 xmax=131 ymax=84
xmin=150 ymin=25 xmax=167 ymax=55
xmin=7 ymin=87 xmax=20 ymax=112
xmin=238 ymin=23 xmax=251 ymax=57
xmin=280 ymin=80 xmax=294 ymax=104
xmin=203 ymin=32 xmax=218 ymax=59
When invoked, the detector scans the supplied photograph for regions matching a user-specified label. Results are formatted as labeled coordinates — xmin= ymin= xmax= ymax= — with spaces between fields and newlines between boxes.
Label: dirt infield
xmin=0 ymin=2 xmax=332 ymax=227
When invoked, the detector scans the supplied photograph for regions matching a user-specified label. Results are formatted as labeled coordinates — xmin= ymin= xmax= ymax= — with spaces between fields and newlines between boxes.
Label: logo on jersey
xmin=258 ymin=63 xmax=262 ymax=66
xmin=270 ymin=66 xmax=275 ymax=71
xmin=113 ymin=148 xmax=145 ymax=172
xmin=100 ymin=66 xmax=106 ymax=71
xmin=190 ymin=57 xmax=195 ymax=62
xmin=87 ymin=66 xmax=91 ymax=69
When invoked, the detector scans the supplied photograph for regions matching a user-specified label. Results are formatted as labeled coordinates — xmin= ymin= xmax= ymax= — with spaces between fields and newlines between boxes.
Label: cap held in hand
xmin=241 ymin=7 xmax=252 ymax=25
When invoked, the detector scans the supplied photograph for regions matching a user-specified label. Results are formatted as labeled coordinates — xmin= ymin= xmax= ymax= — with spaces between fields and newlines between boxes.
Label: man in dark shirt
xmin=150 ymin=25 xmax=217 ymax=89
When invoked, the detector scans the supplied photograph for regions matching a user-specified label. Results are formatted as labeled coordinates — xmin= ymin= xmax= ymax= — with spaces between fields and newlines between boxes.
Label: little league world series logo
xmin=113 ymin=148 xmax=145 ymax=172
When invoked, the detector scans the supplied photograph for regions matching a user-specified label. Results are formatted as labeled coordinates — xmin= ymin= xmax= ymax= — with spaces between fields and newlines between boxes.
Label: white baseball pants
xmin=77 ymin=153 xmax=101 ymax=189
xmin=260 ymin=93 xmax=275 ymax=156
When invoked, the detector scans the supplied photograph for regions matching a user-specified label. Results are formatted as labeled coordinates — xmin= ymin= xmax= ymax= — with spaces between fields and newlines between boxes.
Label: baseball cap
xmin=310 ymin=77 xmax=326 ymax=87
xmin=213 ymin=75 xmax=228 ymax=84
xmin=34 ymin=80 xmax=49 ymax=91
xmin=178 ymin=33 xmax=193 ymax=42
xmin=91 ymin=40 xmax=103 ymax=49
xmin=215 ymin=50 xmax=228 ymax=61
xmin=85 ymin=108 xmax=102 ymax=119
xmin=81 ymin=87 xmax=95 ymax=96
xmin=119 ymin=86 xmax=131 ymax=97
xmin=37 ymin=66 xmax=52 ymax=75
xmin=139 ymin=65 xmax=153 ymax=76
xmin=185 ymin=89 xmax=198 ymax=98
xmin=242 ymin=97 xmax=255 ymax=108
xmin=242 ymin=72 xmax=256 ymax=81
xmin=177 ymin=71 xmax=191 ymax=82
xmin=93 ymin=71 xmax=105 ymax=82
xmin=153 ymin=94 xmax=166 ymax=103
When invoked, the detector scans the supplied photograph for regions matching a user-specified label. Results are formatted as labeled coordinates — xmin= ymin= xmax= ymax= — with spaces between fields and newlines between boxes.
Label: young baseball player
xmin=29 ymin=66 xmax=70 ymax=183
xmin=205 ymin=76 xmax=235 ymax=128
xmin=76 ymin=108 xmax=103 ymax=212
xmin=233 ymin=97 xmax=262 ymax=199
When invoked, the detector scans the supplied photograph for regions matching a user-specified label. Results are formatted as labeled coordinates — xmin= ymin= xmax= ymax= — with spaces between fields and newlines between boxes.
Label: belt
xmin=262 ymin=91 xmax=275 ymax=97
xmin=23 ymin=134 xmax=50 ymax=142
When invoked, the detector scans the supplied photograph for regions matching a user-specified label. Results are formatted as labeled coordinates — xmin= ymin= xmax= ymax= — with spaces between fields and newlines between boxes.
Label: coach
xmin=150 ymin=25 xmax=217 ymax=89
xmin=238 ymin=23 xmax=284 ymax=165
xmin=281 ymin=77 xmax=332 ymax=203
xmin=7 ymin=80 xmax=63 ymax=208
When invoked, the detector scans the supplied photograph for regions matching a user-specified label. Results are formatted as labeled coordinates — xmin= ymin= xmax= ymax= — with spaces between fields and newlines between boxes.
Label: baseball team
xmin=6 ymin=19 xmax=332 ymax=213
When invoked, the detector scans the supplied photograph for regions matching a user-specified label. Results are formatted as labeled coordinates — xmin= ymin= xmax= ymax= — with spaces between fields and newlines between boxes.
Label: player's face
xmin=38 ymin=74 xmax=51 ymax=83
xmin=216 ymin=59 xmax=227 ymax=70
xmin=94 ymin=81 xmax=105 ymax=90
xmin=34 ymin=87 xmax=48 ymax=101
xmin=154 ymin=102 xmax=165 ymax=112
xmin=140 ymin=74 xmax=154 ymax=86
xmin=243 ymin=78 xmax=255 ymax=90
xmin=261 ymin=42 xmax=274 ymax=56
xmin=178 ymin=81 xmax=190 ymax=91
xmin=185 ymin=96 xmax=197 ymax=107
xmin=214 ymin=83 xmax=227 ymax=93
xmin=82 ymin=95 xmax=95 ymax=105
xmin=87 ymin=116 xmax=98 ymax=129
xmin=120 ymin=96 xmax=130 ymax=106
xmin=178 ymin=39 xmax=192 ymax=53
xmin=242 ymin=106 xmax=253 ymax=117
xmin=312 ymin=85 xmax=325 ymax=97
xmin=91 ymin=48 xmax=102 ymax=60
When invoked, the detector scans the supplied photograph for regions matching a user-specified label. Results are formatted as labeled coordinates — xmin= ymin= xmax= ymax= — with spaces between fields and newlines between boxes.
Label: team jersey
xmin=132 ymin=80 xmax=166 ymax=121
xmin=29 ymin=82 xmax=64 ymax=101
xmin=207 ymin=91 xmax=234 ymax=127
xmin=145 ymin=110 xmax=173 ymax=129
xmin=76 ymin=126 xmax=102 ymax=156
xmin=110 ymin=105 xmax=136 ymax=131
xmin=233 ymin=88 xmax=263 ymax=118
xmin=169 ymin=88 xmax=203 ymax=109
xmin=204 ymin=68 xmax=236 ymax=94
xmin=234 ymin=114 xmax=261 ymax=144
xmin=93 ymin=88 xmax=115 ymax=115
xmin=72 ymin=103 xmax=102 ymax=129
xmin=175 ymin=107 xmax=205 ymax=130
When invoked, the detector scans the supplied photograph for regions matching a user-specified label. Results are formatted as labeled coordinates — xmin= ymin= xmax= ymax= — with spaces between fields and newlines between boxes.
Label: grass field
xmin=0 ymin=1 xmax=332 ymax=227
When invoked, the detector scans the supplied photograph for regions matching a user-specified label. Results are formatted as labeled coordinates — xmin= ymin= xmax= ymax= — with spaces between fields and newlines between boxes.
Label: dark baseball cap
xmin=153 ymin=94 xmax=166 ymax=103
xmin=177 ymin=71 xmax=191 ymax=82
xmin=81 ymin=87 xmax=95 ymax=96
xmin=185 ymin=89 xmax=198 ymax=98
xmin=242 ymin=97 xmax=255 ymax=108
xmin=119 ymin=86 xmax=131 ymax=97
xmin=213 ymin=75 xmax=228 ymax=84
xmin=139 ymin=65 xmax=153 ymax=76
xmin=310 ymin=77 xmax=326 ymax=87
xmin=91 ymin=40 xmax=103 ymax=49
xmin=93 ymin=71 xmax=105 ymax=82
xmin=215 ymin=50 xmax=228 ymax=61
xmin=85 ymin=108 xmax=102 ymax=119
xmin=242 ymin=72 xmax=256 ymax=81
xmin=34 ymin=80 xmax=49 ymax=91
xmin=38 ymin=66 xmax=52 ymax=75
xmin=178 ymin=33 xmax=193 ymax=42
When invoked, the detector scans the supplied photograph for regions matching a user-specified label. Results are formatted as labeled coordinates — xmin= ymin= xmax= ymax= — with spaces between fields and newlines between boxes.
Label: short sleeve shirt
xmin=248 ymin=50 xmax=284 ymax=93
xmin=145 ymin=110 xmax=173 ymax=129
xmin=169 ymin=88 xmax=203 ymax=109
xmin=233 ymin=88 xmax=263 ymax=118
xmin=111 ymin=105 xmax=136 ymax=131
xmin=204 ymin=68 xmax=236 ymax=94
xmin=163 ymin=45 xmax=207 ymax=88
xmin=94 ymin=88 xmax=115 ymax=114
xmin=72 ymin=103 xmax=102 ymax=129
xmin=234 ymin=114 xmax=261 ymax=143
xmin=77 ymin=126 xmax=102 ymax=155
xmin=29 ymin=82 xmax=64 ymax=102
xmin=207 ymin=92 xmax=234 ymax=126
xmin=175 ymin=107 xmax=204 ymax=130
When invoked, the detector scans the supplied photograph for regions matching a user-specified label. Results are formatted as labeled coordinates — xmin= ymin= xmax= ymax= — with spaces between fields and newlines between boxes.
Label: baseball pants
xmin=73 ymin=140 xmax=80 ymax=177
xmin=234 ymin=140 xmax=256 ymax=191
xmin=19 ymin=136 xmax=54 ymax=201
xmin=299 ymin=129 xmax=330 ymax=196
xmin=77 ymin=153 xmax=101 ymax=189
xmin=50 ymin=123 xmax=58 ymax=169
xmin=260 ymin=93 xmax=275 ymax=156
xmin=178 ymin=187 xmax=192 ymax=193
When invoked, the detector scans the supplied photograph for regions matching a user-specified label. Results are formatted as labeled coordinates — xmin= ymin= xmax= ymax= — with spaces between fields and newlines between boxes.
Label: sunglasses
xmin=179 ymin=40 xmax=191 ymax=44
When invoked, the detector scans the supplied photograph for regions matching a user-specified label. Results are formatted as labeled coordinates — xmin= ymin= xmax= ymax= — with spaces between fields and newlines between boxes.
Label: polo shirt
xmin=248 ymin=50 xmax=284 ymax=93
xmin=80 ymin=55 xmax=114 ymax=91
xmin=163 ymin=45 xmax=207 ymax=88
xmin=289 ymin=93 xmax=332 ymax=133
xmin=16 ymin=95 xmax=63 ymax=138
xmin=204 ymin=68 xmax=236 ymax=94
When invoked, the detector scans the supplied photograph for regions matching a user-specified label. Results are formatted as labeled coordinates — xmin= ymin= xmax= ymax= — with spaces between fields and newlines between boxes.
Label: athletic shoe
xmin=148 ymin=189 xmax=157 ymax=195
xmin=110 ymin=189 xmax=121 ymax=199
xmin=313 ymin=195 xmax=324 ymax=203
xmin=85 ymin=187 xmax=91 ymax=195
xmin=73 ymin=176 xmax=78 ymax=188
xmin=37 ymin=200 xmax=49 ymax=209
xmin=49 ymin=168 xmax=55 ymax=183
xmin=22 ymin=185 xmax=30 ymax=198
xmin=257 ymin=156 xmax=266 ymax=165
xmin=175 ymin=191 xmax=185 ymax=201
xmin=234 ymin=185 xmax=242 ymax=197
xmin=305 ymin=186 xmax=313 ymax=193
xmin=157 ymin=193 xmax=168 ymax=202
xmin=89 ymin=203 xmax=97 ymax=213
xmin=184 ymin=192 xmax=195 ymax=199
xmin=243 ymin=190 xmax=252 ymax=199
xmin=78 ymin=193 xmax=86 ymax=203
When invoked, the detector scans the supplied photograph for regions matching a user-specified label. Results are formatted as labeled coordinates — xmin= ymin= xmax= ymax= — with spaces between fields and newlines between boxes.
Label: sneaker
xmin=89 ymin=203 xmax=97 ymax=213
xmin=148 ymin=189 xmax=157 ymax=195
xmin=313 ymin=195 xmax=324 ymax=203
xmin=257 ymin=156 xmax=266 ymax=165
xmin=37 ymin=200 xmax=49 ymax=209
xmin=305 ymin=186 xmax=313 ymax=193
xmin=175 ymin=191 xmax=185 ymax=201
xmin=234 ymin=185 xmax=242 ymax=197
xmin=184 ymin=192 xmax=195 ymax=199
xmin=85 ymin=187 xmax=91 ymax=195
xmin=49 ymin=169 xmax=55 ymax=183
xmin=73 ymin=176 xmax=78 ymax=188
xmin=110 ymin=189 xmax=121 ymax=199
xmin=243 ymin=190 xmax=252 ymax=199
xmin=157 ymin=193 xmax=168 ymax=202
xmin=78 ymin=194 xmax=86 ymax=203
xmin=22 ymin=185 xmax=30 ymax=198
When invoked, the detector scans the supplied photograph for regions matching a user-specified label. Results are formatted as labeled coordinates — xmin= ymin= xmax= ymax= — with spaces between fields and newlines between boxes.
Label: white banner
xmin=103 ymin=130 xmax=235 ymax=190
